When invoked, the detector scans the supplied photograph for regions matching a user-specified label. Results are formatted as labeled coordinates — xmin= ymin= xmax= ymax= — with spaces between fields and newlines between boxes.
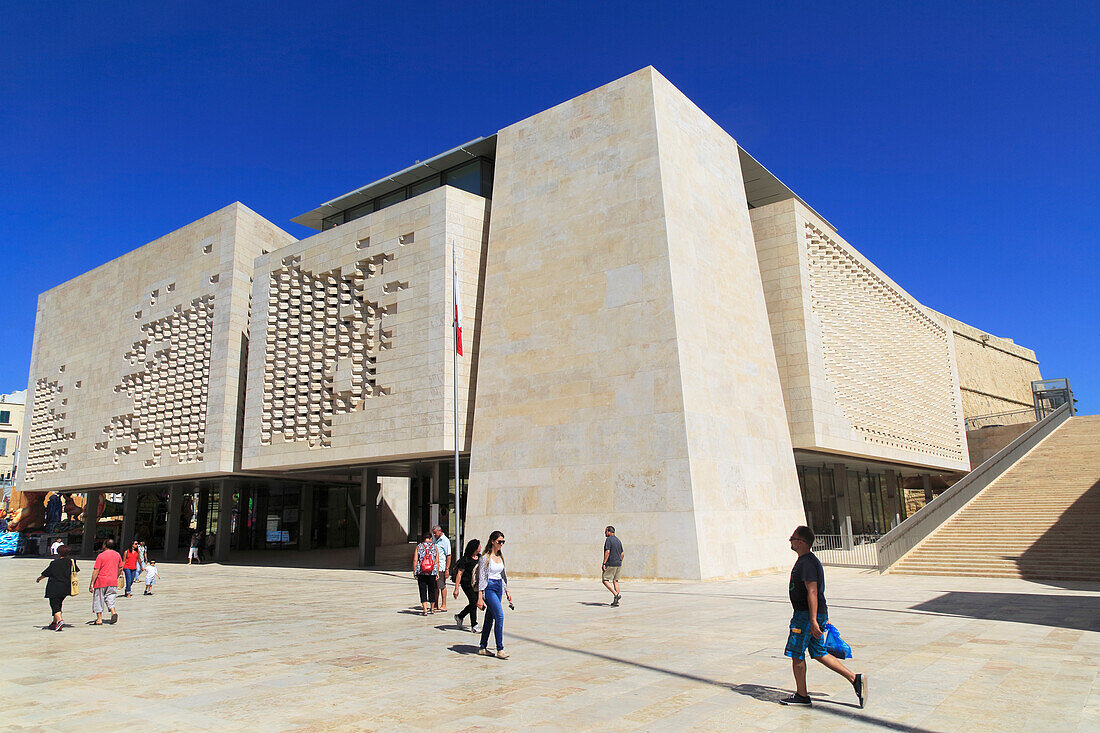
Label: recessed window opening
xmin=321 ymin=157 xmax=494 ymax=231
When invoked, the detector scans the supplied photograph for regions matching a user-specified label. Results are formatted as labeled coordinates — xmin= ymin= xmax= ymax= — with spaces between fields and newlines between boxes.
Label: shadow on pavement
xmin=910 ymin=591 xmax=1100 ymax=633
xmin=1017 ymin=479 xmax=1100 ymax=588
xmin=508 ymin=633 xmax=936 ymax=733
xmin=448 ymin=644 xmax=481 ymax=655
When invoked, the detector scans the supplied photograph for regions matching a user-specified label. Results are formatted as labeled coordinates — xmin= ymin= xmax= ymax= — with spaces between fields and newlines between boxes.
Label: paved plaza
xmin=2 ymin=556 xmax=1097 ymax=731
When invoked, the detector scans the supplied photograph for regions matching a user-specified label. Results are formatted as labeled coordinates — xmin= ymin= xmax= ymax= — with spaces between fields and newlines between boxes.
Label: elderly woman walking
xmin=36 ymin=544 xmax=78 ymax=631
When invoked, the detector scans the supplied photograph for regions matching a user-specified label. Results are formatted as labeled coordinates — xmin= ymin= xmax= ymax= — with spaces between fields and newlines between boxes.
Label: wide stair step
xmin=888 ymin=414 xmax=1100 ymax=581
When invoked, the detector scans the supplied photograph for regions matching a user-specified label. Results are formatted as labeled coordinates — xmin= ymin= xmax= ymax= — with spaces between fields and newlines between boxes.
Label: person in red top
xmin=122 ymin=540 xmax=140 ymax=597
xmin=90 ymin=538 xmax=122 ymax=625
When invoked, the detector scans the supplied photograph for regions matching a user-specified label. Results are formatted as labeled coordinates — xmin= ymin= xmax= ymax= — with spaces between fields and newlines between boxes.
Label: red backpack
xmin=419 ymin=543 xmax=436 ymax=574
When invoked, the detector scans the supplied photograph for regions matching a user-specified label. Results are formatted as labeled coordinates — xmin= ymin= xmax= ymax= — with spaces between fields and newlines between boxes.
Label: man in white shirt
xmin=432 ymin=525 xmax=452 ymax=613
xmin=50 ymin=539 xmax=64 ymax=556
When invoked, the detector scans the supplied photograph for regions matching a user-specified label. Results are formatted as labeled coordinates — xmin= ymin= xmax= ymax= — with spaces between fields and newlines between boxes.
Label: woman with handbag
xmin=36 ymin=544 xmax=79 ymax=632
xmin=413 ymin=531 xmax=441 ymax=616
xmin=476 ymin=530 xmax=513 ymax=659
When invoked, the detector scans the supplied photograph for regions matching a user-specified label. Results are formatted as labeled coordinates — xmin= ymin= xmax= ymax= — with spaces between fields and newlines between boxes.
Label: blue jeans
xmin=123 ymin=568 xmax=137 ymax=594
xmin=480 ymin=579 xmax=505 ymax=650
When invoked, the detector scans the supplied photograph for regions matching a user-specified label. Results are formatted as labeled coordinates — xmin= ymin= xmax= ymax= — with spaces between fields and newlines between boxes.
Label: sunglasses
xmin=496 ymin=539 xmax=506 ymax=544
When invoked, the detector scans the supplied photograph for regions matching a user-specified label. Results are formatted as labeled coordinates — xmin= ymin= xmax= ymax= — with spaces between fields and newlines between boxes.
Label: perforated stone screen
xmin=804 ymin=223 xmax=965 ymax=462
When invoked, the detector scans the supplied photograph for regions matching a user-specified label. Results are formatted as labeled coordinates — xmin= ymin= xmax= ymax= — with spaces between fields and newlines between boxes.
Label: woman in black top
xmin=36 ymin=544 xmax=78 ymax=631
xmin=451 ymin=539 xmax=481 ymax=632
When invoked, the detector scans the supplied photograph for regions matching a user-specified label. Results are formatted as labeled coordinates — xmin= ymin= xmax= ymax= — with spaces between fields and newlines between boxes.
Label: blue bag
xmin=824 ymin=622 xmax=852 ymax=659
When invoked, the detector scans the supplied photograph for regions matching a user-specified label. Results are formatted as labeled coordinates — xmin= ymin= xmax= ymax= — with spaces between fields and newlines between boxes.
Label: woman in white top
xmin=476 ymin=530 xmax=513 ymax=659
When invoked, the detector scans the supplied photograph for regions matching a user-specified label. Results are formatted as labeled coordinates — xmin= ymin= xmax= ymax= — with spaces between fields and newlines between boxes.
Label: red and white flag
xmin=453 ymin=265 xmax=464 ymax=356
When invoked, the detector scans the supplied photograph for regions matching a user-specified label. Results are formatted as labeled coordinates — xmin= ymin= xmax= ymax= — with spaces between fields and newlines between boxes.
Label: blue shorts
xmin=784 ymin=611 xmax=829 ymax=660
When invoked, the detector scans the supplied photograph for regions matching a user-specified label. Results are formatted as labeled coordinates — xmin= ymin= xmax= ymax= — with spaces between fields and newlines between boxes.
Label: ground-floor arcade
xmin=794 ymin=450 xmax=962 ymax=541
xmin=68 ymin=455 xmax=470 ymax=567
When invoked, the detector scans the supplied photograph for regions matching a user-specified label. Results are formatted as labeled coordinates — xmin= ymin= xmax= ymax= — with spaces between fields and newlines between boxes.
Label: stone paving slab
xmin=1 ymin=557 xmax=1097 ymax=731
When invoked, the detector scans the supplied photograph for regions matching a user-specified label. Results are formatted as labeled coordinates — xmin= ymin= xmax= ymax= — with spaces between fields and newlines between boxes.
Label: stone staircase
xmin=890 ymin=414 xmax=1100 ymax=582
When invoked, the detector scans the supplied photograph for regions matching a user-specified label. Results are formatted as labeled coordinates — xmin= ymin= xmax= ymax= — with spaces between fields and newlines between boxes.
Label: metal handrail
xmin=964 ymin=408 xmax=1034 ymax=431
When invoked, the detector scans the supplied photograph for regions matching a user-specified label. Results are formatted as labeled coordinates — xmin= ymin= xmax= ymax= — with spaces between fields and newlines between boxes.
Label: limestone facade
xmin=752 ymin=199 xmax=969 ymax=472
xmin=464 ymin=68 xmax=805 ymax=580
xmin=242 ymin=187 xmax=488 ymax=470
xmin=17 ymin=204 xmax=295 ymax=490
xmin=930 ymin=310 xmax=1041 ymax=425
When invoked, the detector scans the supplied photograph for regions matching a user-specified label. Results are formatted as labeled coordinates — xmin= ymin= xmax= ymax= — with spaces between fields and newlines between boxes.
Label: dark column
xmin=214 ymin=480 xmax=233 ymax=563
xmin=121 ymin=488 xmax=138 ymax=548
xmin=81 ymin=490 xmax=101 ymax=557
xmin=431 ymin=462 xmax=444 ymax=530
xmin=358 ymin=469 xmax=379 ymax=567
xmin=164 ymin=486 xmax=183 ymax=561
xmin=298 ymin=484 xmax=314 ymax=552
xmin=831 ymin=464 xmax=852 ymax=549
xmin=885 ymin=470 xmax=901 ymax=526
xmin=922 ymin=474 xmax=934 ymax=504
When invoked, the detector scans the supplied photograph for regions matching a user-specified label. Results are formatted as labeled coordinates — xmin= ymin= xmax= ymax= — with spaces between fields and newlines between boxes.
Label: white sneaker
xmin=471 ymin=624 xmax=481 ymax=633
xmin=454 ymin=613 xmax=464 ymax=630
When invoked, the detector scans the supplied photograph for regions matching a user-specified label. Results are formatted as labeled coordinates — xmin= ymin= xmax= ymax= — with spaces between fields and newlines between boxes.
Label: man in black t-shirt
xmin=780 ymin=526 xmax=866 ymax=709
xmin=601 ymin=526 xmax=624 ymax=606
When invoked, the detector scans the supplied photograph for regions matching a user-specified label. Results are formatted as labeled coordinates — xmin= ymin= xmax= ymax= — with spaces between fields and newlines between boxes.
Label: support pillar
xmin=164 ymin=486 xmax=183 ymax=561
xmin=431 ymin=462 xmax=445 ymax=531
xmin=831 ymin=465 xmax=852 ymax=549
xmin=885 ymin=470 xmax=902 ymax=526
xmin=121 ymin=488 xmax=138 ymax=548
xmin=358 ymin=468 xmax=379 ymax=567
xmin=298 ymin=484 xmax=314 ymax=552
xmin=214 ymin=480 xmax=233 ymax=563
xmin=922 ymin=474 xmax=934 ymax=504
xmin=81 ymin=490 xmax=101 ymax=558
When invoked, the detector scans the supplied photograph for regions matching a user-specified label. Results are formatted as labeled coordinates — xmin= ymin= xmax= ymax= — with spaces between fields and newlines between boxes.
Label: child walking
xmin=143 ymin=559 xmax=161 ymax=595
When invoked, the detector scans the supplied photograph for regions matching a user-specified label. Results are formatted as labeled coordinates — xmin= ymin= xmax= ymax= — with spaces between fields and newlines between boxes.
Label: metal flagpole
xmin=453 ymin=244 xmax=462 ymax=555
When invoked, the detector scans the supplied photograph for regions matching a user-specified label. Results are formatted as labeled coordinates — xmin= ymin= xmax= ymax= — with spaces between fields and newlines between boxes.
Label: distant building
xmin=17 ymin=68 xmax=1040 ymax=577
xmin=0 ymin=390 xmax=26 ymax=499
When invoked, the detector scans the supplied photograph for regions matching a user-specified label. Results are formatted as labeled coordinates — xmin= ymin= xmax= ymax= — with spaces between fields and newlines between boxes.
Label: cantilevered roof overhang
xmin=738 ymin=146 xmax=835 ymax=232
xmin=291 ymin=136 xmax=497 ymax=231
xmin=290 ymin=134 xmax=832 ymax=234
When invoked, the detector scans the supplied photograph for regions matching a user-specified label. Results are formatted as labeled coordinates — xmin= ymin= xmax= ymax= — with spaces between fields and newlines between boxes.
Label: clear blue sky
xmin=2 ymin=1 xmax=1096 ymax=414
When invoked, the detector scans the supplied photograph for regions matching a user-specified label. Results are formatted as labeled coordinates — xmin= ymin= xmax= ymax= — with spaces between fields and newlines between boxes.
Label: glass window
xmin=376 ymin=189 xmax=406 ymax=210
xmin=409 ymin=175 xmax=441 ymax=197
xmin=321 ymin=213 xmax=344 ymax=231
xmin=445 ymin=160 xmax=482 ymax=195
xmin=0 ymin=438 xmax=6 ymax=455
xmin=345 ymin=201 xmax=373 ymax=223
xmin=0 ymin=411 xmax=8 ymax=424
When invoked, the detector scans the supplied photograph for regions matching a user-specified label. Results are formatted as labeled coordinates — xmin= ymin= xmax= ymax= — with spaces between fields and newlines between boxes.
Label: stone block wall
xmin=18 ymin=203 xmax=295 ymax=490
xmin=242 ymin=186 xmax=488 ymax=470
xmin=930 ymin=310 xmax=1041 ymax=423
xmin=466 ymin=67 xmax=805 ymax=580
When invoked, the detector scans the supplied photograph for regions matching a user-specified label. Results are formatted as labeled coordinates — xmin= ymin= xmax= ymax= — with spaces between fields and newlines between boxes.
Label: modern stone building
xmin=17 ymin=68 xmax=1041 ymax=578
